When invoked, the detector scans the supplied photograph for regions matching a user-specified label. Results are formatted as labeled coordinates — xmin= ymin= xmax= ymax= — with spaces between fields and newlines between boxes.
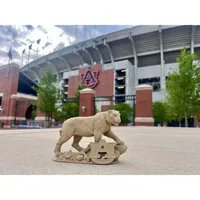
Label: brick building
xmin=62 ymin=61 xmax=134 ymax=112
xmin=0 ymin=63 xmax=37 ymax=128
xmin=0 ymin=61 xmax=198 ymax=128
xmin=20 ymin=25 xmax=200 ymax=127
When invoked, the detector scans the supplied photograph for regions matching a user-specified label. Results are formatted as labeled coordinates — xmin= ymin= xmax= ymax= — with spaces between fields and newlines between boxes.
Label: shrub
xmin=110 ymin=102 xmax=133 ymax=124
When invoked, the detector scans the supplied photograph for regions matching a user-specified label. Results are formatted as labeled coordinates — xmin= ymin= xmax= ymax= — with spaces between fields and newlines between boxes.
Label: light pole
xmin=36 ymin=39 xmax=41 ymax=59
xmin=93 ymin=25 xmax=96 ymax=38
xmin=84 ymin=25 xmax=86 ymax=41
xmin=27 ymin=44 xmax=32 ymax=64
xmin=21 ymin=49 xmax=25 ymax=67
xmin=75 ymin=25 xmax=78 ymax=44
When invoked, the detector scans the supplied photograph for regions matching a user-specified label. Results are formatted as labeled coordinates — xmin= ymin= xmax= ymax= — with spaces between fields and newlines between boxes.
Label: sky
xmin=0 ymin=25 xmax=132 ymax=67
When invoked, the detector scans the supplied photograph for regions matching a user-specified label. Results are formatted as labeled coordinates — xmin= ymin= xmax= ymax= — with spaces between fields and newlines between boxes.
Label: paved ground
xmin=0 ymin=126 xmax=200 ymax=175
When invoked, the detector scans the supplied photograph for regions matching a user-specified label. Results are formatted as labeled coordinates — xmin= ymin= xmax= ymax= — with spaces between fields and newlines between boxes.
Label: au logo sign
xmin=81 ymin=69 xmax=99 ymax=88
xmin=90 ymin=139 xmax=116 ymax=165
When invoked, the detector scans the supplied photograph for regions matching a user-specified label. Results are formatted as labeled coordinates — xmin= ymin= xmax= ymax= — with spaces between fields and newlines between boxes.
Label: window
xmin=62 ymin=79 xmax=69 ymax=102
xmin=115 ymin=69 xmax=126 ymax=78
xmin=138 ymin=77 xmax=161 ymax=92
xmin=115 ymin=69 xmax=126 ymax=97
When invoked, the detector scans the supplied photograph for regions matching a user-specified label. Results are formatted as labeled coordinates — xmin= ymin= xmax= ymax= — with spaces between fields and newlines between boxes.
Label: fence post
xmin=79 ymin=88 xmax=96 ymax=117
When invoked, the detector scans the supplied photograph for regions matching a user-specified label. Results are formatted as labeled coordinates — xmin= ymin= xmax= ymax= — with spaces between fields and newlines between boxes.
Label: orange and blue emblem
xmin=81 ymin=69 xmax=99 ymax=88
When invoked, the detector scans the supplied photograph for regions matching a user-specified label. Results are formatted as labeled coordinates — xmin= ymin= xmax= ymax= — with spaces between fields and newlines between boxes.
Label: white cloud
xmin=16 ymin=25 xmax=75 ymax=63
xmin=0 ymin=25 xmax=131 ymax=66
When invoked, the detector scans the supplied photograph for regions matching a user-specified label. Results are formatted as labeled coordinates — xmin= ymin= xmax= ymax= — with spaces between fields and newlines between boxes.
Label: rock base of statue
xmin=52 ymin=139 xmax=127 ymax=165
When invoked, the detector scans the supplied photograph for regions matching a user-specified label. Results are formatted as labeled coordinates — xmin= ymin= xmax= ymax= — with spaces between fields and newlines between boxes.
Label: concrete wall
xmin=63 ymin=70 xmax=79 ymax=79
xmin=126 ymin=62 xmax=135 ymax=95
xmin=137 ymin=65 xmax=161 ymax=79
xmin=164 ymin=63 xmax=179 ymax=76
xmin=137 ymin=62 xmax=178 ymax=102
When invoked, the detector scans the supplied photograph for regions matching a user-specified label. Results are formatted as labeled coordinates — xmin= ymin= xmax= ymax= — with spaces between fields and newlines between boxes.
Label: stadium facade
xmin=20 ymin=25 xmax=200 ymax=105
xmin=1 ymin=25 xmax=200 ymax=127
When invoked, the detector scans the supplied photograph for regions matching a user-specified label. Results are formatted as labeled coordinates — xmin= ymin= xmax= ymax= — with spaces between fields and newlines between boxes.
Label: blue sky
xmin=0 ymin=25 xmax=132 ymax=66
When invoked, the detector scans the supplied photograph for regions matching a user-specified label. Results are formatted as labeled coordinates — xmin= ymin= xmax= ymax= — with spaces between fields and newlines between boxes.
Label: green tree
xmin=191 ymin=62 xmax=200 ymax=122
xmin=75 ymin=84 xmax=86 ymax=98
xmin=31 ymin=109 xmax=36 ymax=120
xmin=153 ymin=101 xmax=179 ymax=125
xmin=59 ymin=102 xmax=79 ymax=120
xmin=55 ymin=84 xmax=86 ymax=121
xmin=153 ymin=101 xmax=167 ymax=124
xmin=95 ymin=106 xmax=99 ymax=114
xmin=165 ymin=47 xmax=199 ymax=127
xmin=110 ymin=102 xmax=133 ymax=124
xmin=33 ymin=69 xmax=60 ymax=127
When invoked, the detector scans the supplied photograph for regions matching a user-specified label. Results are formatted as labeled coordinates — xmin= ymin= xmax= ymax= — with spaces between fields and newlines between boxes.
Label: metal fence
xmin=93 ymin=95 xmax=136 ymax=125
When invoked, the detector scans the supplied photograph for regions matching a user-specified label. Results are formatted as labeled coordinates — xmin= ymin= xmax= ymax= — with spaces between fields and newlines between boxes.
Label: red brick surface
xmin=68 ymin=75 xmax=80 ymax=98
xmin=135 ymin=88 xmax=154 ymax=126
xmin=68 ymin=64 xmax=114 ymax=98
xmin=101 ymin=105 xmax=110 ymax=112
xmin=194 ymin=116 xmax=199 ymax=127
xmin=36 ymin=109 xmax=46 ymax=117
xmin=79 ymin=92 xmax=95 ymax=117
xmin=135 ymin=89 xmax=153 ymax=118
xmin=135 ymin=122 xmax=154 ymax=126
xmin=0 ymin=65 xmax=36 ymax=126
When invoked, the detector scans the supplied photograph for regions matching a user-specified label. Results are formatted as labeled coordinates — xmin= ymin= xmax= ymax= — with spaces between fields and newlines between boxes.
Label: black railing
xmin=93 ymin=95 xmax=136 ymax=125
xmin=65 ymin=98 xmax=79 ymax=102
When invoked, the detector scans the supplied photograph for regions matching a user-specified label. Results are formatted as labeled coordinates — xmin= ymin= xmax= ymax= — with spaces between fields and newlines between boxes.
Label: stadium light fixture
xmin=117 ymin=77 xmax=124 ymax=80
xmin=36 ymin=39 xmax=41 ymax=59
xmin=27 ymin=44 xmax=33 ymax=63
xmin=21 ymin=49 xmax=26 ymax=67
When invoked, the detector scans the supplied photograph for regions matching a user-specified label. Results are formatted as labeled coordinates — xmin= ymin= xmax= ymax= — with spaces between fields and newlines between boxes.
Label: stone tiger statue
xmin=54 ymin=110 xmax=124 ymax=157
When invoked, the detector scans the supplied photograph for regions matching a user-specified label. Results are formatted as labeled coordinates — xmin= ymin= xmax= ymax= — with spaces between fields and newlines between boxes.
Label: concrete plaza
xmin=0 ymin=126 xmax=200 ymax=175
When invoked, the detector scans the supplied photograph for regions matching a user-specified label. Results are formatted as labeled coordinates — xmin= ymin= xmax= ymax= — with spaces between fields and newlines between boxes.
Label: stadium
xmin=0 ymin=25 xmax=200 ymax=127
xmin=20 ymin=25 xmax=200 ymax=101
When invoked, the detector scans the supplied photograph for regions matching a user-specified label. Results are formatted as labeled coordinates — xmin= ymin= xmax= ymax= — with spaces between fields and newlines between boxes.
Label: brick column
xmin=135 ymin=84 xmax=154 ymax=126
xmin=0 ymin=65 xmax=20 ymax=128
xmin=79 ymin=88 xmax=95 ymax=117
xmin=194 ymin=116 xmax=199 ymax=127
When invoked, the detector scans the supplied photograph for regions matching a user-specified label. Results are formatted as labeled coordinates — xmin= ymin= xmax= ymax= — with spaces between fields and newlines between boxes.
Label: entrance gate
xmin=93 ymin=95 xmax=136 ymax=125
xmin=14 ymin=100 xmax=36 ymax=125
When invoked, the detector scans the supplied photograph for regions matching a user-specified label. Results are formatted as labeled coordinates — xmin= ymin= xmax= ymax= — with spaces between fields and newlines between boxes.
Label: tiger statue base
xmin=52 ymin=139 xmax=127 ymax=165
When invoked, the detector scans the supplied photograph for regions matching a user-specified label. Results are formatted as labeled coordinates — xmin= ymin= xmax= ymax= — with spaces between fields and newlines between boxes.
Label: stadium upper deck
xmin=21 ymin=25 xmax=198 ymax=79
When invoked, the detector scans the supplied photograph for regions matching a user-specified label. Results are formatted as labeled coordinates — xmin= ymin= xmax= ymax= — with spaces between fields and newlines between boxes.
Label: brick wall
xmin=135 ymin=89 xmax=153 ymax=118
xmin=0 ymin=64 xmax=36 ymax=127
xmin=68 ymin=64 xmax=114 ymax=98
